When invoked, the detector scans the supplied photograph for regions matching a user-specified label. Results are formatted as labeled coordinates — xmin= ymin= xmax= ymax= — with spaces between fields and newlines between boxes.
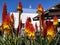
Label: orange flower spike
xmin=26 ymin=17 xmax=34 ymax=33
xmin=17 ymin=2 xmax=22 ymax=10
xmin=24 ymin=17 xmax=31 ymax=35
xmin=37 ymin=4 xmax=43 ymax=13
xmin=3 ymin=15 xmax=10 ymax=25
xmin=47 ymin=23 xmax=57 ymax=41
xmin=24 ymin=17 xmax=35 ymax=39
xmin=29 ymin=24 xmax=34 ymax=33
xmin=53 ymin=15 xmax=58 ymax=26
xmin=25 ymin=17 xmax=30 ymax=29
xmin=10 ymin=13 xmax=14 ymax=23
xmin=47 ymin=26 xmax=54 ymax=36
xmin=47 ymin=20 xmax=53 ymax=40
xmin=17 ymin=2 xmax=23 ymax=12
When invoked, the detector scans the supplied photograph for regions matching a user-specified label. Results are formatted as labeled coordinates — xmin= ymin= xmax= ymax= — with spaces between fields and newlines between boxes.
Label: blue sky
xmin=0 ymin=0 xmax=60 ymax=23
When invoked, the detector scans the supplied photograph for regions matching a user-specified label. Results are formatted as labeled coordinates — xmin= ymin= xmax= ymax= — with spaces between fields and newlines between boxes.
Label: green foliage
xmin=0 ymin=31 xmax=60 ymax=45
xmin=0 ymin=33 xmax=21 ymax=45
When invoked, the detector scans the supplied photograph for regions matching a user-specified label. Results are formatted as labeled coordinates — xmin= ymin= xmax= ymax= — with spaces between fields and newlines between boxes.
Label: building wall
xmin=10 ymin=12 xmax=40 ymax=31
xmin=10 ymin=12 xmax=19 ymax=29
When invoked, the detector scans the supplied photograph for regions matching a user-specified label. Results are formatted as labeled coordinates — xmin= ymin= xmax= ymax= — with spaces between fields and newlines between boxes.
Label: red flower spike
xmin=17 ymin=2 xmax=22 ymax=10
xmin=24 ymin=17 xmax=34 ymax=33
xmin=43 ymin=20 xmax=47 ymax=37
xmin=2 ymin=2 xmax=7 ymax=23
xmin=4 ymin=14 xmax=10 ymax=25
xmin=17 ymin=19 xmax=22 ymax=34
xmin=10 ymin=13 xmax=14 ymax=23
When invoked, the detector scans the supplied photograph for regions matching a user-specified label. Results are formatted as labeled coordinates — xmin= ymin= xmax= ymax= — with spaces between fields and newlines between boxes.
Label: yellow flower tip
xmin=53 ymin=22 xmax=58 ymax=26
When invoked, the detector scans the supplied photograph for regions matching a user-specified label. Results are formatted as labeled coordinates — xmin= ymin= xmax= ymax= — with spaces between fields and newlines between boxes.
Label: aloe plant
xmin=0 ymin=33 xmax=21 ymax=45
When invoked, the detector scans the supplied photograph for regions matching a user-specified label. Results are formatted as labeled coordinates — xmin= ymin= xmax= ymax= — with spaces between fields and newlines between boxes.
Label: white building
xmin=10 ymin=8 xmax=40 ymax=36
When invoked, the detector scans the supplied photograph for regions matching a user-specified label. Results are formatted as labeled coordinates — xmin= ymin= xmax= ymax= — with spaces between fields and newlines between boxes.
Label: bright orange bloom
xmin=37 ymin=4 xmax=44 ymax=12
xmin=3 ymin=13 xmax=11 ymax=35
xmin=17 ymin=2 xmax=22 ymax=9
xmin=47 ymin=20 xmax=57 ymax=41
xmin=17 ymin=2 xmax=23 ymax=12
xmin=24 ymin=17 xmax=35 ymax=39
xmin=53 ymin=15 xmax=58 ymax=26
xmin=3 ymin=14 xmax=10 ymax=25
